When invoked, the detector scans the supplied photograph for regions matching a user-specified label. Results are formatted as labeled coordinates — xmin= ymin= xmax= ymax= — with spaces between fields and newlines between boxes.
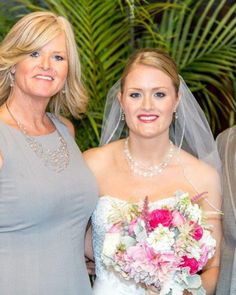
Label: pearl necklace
xmin=6 ymin=102 xmax=69 ymax=173
xmin=124 ymin=137 xmax=174 ymax=177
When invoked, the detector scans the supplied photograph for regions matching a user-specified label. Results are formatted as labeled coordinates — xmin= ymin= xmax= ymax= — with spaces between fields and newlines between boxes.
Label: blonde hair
xmin=121 ymin=48 xmax=180 ymax=94
xmin=0 ymin=11 xmax=87 ymax=118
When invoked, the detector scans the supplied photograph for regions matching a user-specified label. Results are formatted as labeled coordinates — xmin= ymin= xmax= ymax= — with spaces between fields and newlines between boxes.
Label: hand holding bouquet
xmin=101 ymin=192 xmax=216 ymax=295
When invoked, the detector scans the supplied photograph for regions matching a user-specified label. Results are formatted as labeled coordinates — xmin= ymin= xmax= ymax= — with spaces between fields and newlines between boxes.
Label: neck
xmin=127 ymin=134 xmax=171 ymax=165
xmin=5 ymin=98 xmax=54 ymax=135
xmin=7 ymin=90 xmax=50 ymax=124
xmin=124 ymin=136 xmax=174 ymax=177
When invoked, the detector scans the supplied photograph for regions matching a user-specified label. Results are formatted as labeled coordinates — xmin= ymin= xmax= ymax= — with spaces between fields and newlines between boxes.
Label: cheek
xmin=61 ymin=62 xmax=69 ymax=75
xmin=14 ymin=70 xmax=28 ymax=87
xmin=162 ymin=100 xmax=176 ymax=115
xmin=15 ymin=64 xmax=28 ymax=77
xmin=63 ymin=65 xmax=69 ymax=77
xmin=121 ymin=106 xmax=138 ymax=130
xmin=123 ymin=104 xmax=137 ymax=121
xmin=59 ymin=68 xmax=68 ymax=84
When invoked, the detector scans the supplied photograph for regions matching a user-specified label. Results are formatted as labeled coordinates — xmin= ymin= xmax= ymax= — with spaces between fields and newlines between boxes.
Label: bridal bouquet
xmin=101 ymin=192 xmax=216 ymax=295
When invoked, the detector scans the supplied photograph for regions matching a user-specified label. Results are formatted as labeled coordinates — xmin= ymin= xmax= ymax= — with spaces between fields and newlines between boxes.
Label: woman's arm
xmin=199 ymin=167 xmax=222 ymax=295
xmin=85 ymin=225 xmax=95 ymax=275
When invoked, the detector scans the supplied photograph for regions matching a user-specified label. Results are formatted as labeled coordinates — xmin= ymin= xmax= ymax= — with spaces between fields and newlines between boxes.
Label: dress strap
xmin=46 ymin=113 xmax=70 ymax=138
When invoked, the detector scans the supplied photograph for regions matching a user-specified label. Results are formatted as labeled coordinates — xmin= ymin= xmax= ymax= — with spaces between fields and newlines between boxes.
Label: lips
xmin=138 ymin=114 xmax=159 ymax=122
xmin=34 ymin=75 xmax=54 ymax=81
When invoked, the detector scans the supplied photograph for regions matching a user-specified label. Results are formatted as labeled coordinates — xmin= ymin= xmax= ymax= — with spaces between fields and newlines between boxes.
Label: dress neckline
xmin=0 ymin=112 xmax=58 ymax=138
xmin=99 ymin=195 xmax=176 ymax=206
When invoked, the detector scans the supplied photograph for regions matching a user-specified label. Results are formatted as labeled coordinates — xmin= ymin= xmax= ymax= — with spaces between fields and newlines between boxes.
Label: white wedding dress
xmin=92 ymin=196 xmax=176 ymax=295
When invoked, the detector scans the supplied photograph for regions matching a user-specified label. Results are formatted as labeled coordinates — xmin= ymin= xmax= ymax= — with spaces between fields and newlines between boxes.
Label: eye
xmin=154 ymin=92 xmax=165 ymax=98
xmin=129 ymin=92 xmax=141 ymax=99
xmin=30 ymin=51 xmax=40 ymax=58
xmin=54 ymin=55 xmax=64 ymax=61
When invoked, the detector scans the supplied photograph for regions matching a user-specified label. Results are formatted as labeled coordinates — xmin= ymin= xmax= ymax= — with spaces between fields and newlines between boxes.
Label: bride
xmin=84 ymin=48 xmax=222 ymax=295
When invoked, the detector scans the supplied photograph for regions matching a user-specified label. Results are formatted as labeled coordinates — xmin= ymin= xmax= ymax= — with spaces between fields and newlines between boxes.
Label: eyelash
xmin=129 ymin=93 xmax=141 ymax=98
xmin=129 ymin=92 xmax=166 ymax=99
xmin=30 ymin=51 xmax=39 ymax=58
xmin=30 ymin=52 xmax=64 ymax=61
xmin=154 ymin=92 xmax=165 ymax=98
xmin=56 ymin=55 xmax=65 ymax=61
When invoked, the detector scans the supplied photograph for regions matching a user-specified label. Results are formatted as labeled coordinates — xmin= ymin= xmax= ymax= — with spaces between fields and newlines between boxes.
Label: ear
xmin=10 ymin=66 xmax=16 ymax=75
xmin=117 ymin=91 xmax=123 ymax=109
xmin=174 ymin=91 xmax=181 ymax=112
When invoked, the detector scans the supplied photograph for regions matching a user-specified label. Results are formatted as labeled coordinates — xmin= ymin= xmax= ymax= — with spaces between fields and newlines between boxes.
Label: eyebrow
xmin=53 ymin=51 xmax=67 ymax=54
xmin=127 ymin=87 xmax=168 ymax=91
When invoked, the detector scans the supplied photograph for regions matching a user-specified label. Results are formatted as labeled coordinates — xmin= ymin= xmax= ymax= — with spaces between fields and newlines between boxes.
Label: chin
xmin=31 ymin=92 xmax=55 ymax=99
xmin=133 ymin=132 xmax=159 ymax=139
xmin=140 ymin=129 xmax=161 ymax=138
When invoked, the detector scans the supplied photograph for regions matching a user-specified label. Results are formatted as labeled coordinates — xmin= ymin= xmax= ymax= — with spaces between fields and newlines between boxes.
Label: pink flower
xmin=172 ymin=211 xmax=186 ymax=226
xmin=127 ymin=244 xmax=147 ymax=261
xmin=198 ymin=245 xmax=210 ymax=269
xmin=143 ymin=242 xmax=156 ymax=261
xmin=149 ymin=209 xmax=172 ymax=229
xmin=108 ymin=222 xmax=122 ymax=233
xmin=126 ymin=242 xmax=156 ymax=263
xmin=155 ymin=252 xmax=177 ymax=278
xmin=190 ymin=222 xmax=203 ymax=241
xmin=128 ymin=218 xmax=138 ymax=235
xmin=179 ymin=255 xmax=199 ymax=274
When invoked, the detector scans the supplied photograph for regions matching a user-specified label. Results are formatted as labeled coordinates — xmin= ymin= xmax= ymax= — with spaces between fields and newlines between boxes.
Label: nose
xmin=141 ymin=96 xmax=154 ymax=110
xmin=40 ymin=56 xmax=51 ymax=71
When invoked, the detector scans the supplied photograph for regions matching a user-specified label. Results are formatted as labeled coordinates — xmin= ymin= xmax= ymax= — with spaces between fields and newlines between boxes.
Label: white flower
xmin=160 ymin=279 xmax=184 ymax=295
xmin=102 ymin=232 xmax=121 ymax=257
xmin=187 ymin=243 xmax=202 ymax=260
xmin=186 ymin=204 xmax=202 ymax=223
xmin=201 ymin=230 xmax=216 ymax=258
xmin=176 ymin=192 xmax=191 ymax=207
xmin=147 ymin=224 xmax=175 ymax=251
xmin=134 ymin=219 xmax=147 ymax=242
xmin=121 ymin=236 xmax=136 ymax=248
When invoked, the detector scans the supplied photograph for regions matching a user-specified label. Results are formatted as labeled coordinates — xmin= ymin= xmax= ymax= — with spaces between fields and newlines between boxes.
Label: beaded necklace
xmin=6 ymin=102 xmax=69 ymax=173
xmin=124 ymin=137 xmax=174 ymax=177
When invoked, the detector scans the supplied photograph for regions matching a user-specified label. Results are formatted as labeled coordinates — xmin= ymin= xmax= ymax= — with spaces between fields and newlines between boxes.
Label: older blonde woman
xmin=0 ymin=11 xmax=97 ymax=294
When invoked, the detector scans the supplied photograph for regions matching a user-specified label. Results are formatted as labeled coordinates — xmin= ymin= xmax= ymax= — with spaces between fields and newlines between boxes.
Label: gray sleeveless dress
xmin=0 ymin=114 xmax=98 ymax=295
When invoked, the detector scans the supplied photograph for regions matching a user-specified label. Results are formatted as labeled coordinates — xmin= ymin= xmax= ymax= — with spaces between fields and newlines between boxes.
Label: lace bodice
xmin=92 ymin=195 xmax=175 ymax=280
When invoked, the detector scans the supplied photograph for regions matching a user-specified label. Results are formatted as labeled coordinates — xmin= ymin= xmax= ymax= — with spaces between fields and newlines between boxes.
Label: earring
xmin=174 ymin=111 xmax=178 ymax=120
xmin=121 ymin=111 xmax=125 ymax=121
xmin=61 ymin=87 xmax=66 ymax=94
xmin=9 ymin=72 xmax=15 ymax=87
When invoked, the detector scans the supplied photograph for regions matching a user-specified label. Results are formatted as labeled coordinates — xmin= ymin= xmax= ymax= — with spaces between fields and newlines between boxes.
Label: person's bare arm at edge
xmin=188 ymin=164 xmax=222 ymax=295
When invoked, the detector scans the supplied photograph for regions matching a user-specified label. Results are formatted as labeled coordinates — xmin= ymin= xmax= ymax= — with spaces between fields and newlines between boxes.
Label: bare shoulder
xmin=83 ymin=140 xmax=122 ymax=174
xmin=59 ymin=116 xmax=75 ymax=137
xmin=83 ymin=146 xmax=106 ymax=166
xmin=178 ymin=149 xmax=221 ymax=194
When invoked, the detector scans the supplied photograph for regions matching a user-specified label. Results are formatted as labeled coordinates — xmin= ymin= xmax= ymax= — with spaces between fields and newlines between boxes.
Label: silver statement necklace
xmin=6 ymin=103 xmax=69 ymax=173
xmin=124 ymin=137 xmax=174 ymax=177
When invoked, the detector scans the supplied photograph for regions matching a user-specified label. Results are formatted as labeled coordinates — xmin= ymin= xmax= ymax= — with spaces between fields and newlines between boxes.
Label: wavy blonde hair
xmin=0 ymin=11 xmax=87 ymax=118
xmin=120 ymin=48 xmax=180 ymax=95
